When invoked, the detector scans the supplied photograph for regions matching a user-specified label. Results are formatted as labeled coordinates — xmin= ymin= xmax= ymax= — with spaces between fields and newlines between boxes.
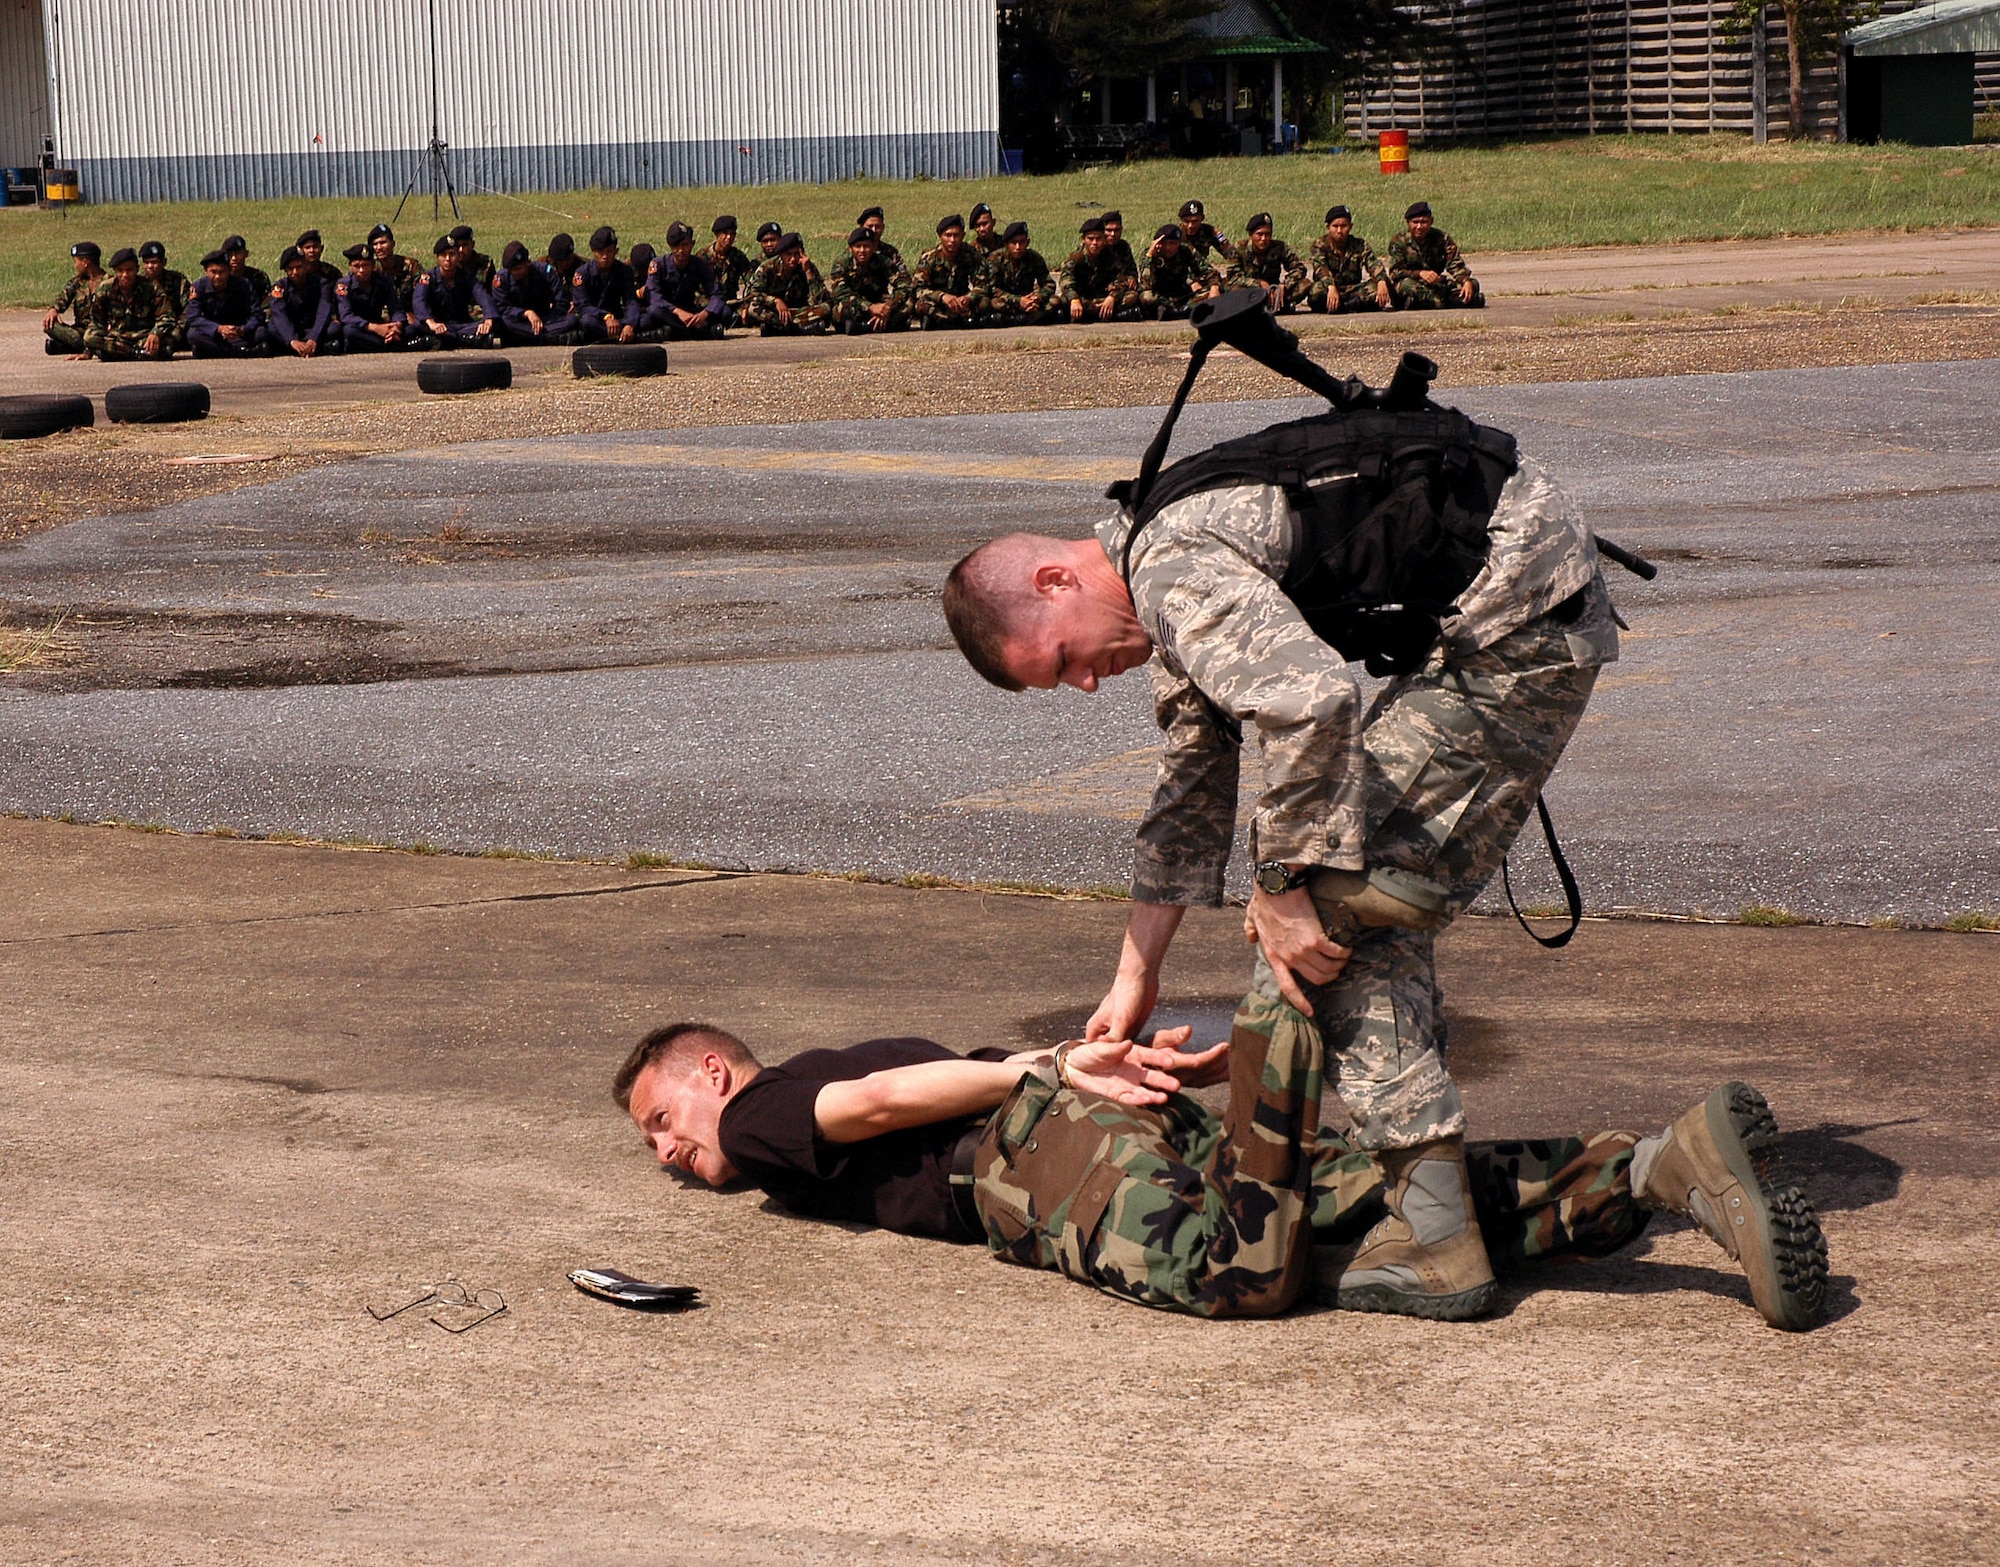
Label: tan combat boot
xmin=1631 ymin=1082 xmax=1830 ymax=1332
xmin=1332 ymin=1136 xmax=1498 ymax=1321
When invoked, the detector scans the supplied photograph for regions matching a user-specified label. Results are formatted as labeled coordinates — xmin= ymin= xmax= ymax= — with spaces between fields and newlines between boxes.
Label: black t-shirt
xmin=717 ymin=1037 xmax=1010 ymax=1242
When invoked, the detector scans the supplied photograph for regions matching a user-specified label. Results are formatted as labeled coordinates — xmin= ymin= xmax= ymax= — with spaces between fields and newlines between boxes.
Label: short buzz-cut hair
xmin=942 ymin=534 xmax=1050 ymax=693
xmin=612 ymin=1022 xmax=760 ymax=1109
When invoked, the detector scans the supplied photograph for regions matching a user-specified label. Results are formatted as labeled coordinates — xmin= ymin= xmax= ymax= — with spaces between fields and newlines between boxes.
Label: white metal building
xmin=0 ymin=0 xmax=999 ymax=203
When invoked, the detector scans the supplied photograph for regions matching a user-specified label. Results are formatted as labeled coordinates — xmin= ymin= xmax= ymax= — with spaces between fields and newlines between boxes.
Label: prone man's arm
xmin=814 ymin=1053 xmax=1051 ymax=1144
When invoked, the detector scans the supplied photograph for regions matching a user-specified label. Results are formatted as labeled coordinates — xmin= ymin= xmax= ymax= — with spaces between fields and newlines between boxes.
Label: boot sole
xmin=1333 ymin=1277 xmax=1498 ymax=1322
xmin=1708 ymin=1082 xmax=1831 ymax=1331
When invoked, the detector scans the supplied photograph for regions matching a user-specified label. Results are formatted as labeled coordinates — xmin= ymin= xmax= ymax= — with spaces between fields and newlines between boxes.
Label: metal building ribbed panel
xmin=30 ymin=0 xmax=997 ymax=204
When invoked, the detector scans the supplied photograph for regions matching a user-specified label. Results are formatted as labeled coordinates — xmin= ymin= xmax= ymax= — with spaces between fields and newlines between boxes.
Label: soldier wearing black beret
xmin=1387 ymin=201 xmax=1482 ymax=309
xmin=856 ymin=205 xmax=901 ymax=271
xmin=970 ymin=201 xmax=1001 ymax=256
xmin=1175 ymin=198 xmax=1235 ymax=265
xmin=977 ymin=221 xmax=1054 ymax=327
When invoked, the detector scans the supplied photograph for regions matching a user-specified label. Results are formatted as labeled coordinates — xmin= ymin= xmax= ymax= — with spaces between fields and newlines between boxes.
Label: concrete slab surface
xmin=4 ymin=359 xmax=1998 ymax=922
xmin=2 ymin=819 xmax=1995 ymax=1564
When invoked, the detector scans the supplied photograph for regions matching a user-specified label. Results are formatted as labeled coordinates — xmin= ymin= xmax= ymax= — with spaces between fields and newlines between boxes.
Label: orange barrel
xmin=1377 ymin=131 xmax=1409 ymax=175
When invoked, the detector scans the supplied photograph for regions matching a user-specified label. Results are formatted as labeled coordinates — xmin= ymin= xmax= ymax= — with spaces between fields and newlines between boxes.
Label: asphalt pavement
xmin=4 ymin=358 xmax=1997 ymax=921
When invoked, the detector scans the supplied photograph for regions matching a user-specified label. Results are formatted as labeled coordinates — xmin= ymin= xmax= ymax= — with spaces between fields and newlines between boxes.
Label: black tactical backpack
xmin=1121 ymin=403 xmax=1520 ymax=677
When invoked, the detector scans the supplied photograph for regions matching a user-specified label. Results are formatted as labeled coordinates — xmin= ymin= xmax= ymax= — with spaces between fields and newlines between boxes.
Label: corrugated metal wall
xmin=0 ymin=0 xmax=49 ymax=167
xmin=33 ymin=0 xmax=998 ymax=203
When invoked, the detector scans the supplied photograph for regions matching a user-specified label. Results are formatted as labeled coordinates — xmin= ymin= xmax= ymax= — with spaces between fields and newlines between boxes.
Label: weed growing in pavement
xmin=0 ymin=616 xmax=69 ymax=672
xmin=1739 ymin=904 xmax=1811 ymax=926
xmin=1943 ymin=911 xmax=2000 ymax=932
xmin=1868 ymin=915 xmax=1903 ymax=930
xmin=626 ymin=850 xmax=713 ymax=871
xmin=480 ymin=845 xmax=553 ymax=861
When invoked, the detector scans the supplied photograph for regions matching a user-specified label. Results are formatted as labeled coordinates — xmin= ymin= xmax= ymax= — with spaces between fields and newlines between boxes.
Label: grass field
xmin=3 ymin=135 xmax=1997 ymax=308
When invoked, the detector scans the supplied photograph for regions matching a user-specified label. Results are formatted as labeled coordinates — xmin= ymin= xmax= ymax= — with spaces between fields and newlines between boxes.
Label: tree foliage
xmin=1724 ymin=0 xmax=1878 ymax=138
xmin=1006 ymin=0 xmax=1220 ymax=80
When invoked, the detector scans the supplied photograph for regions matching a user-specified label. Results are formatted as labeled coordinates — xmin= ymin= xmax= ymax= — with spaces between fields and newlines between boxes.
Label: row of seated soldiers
xmin=39 ymin=199 xmax=1481 ymax=359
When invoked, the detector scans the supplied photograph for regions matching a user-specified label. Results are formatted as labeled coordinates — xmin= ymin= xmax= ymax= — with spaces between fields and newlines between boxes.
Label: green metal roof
xmin=1845 ymin=0 xmax=2000 ymax=56
xmin=1186 ymin=1 xmax=1326 ymax=55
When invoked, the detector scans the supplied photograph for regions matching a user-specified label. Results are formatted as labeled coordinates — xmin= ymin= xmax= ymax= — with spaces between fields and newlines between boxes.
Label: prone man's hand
xmin=1248 ymin=883 xmax=1351 ymax=1015
xmin=1129 ymin=1025 xmax=1229 ymax=1089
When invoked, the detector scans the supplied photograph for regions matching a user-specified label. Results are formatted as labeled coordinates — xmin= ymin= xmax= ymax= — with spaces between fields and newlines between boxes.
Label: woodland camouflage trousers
xmin=972 ymin=987 xmax=1649 ymax=1317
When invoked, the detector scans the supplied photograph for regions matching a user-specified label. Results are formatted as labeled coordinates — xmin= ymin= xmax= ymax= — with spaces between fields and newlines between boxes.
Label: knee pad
xmin=1307 ymin=866 xmax=1450 ymax=946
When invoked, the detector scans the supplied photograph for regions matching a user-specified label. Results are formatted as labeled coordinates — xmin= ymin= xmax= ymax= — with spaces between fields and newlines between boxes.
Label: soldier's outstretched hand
xmin=1064 ymin=1027 xmax=1227 ymax=1105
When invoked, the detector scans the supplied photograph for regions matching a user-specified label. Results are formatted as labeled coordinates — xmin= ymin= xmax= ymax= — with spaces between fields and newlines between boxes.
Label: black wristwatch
xmin=1255 ymin=861 xmax=1311 ymax=896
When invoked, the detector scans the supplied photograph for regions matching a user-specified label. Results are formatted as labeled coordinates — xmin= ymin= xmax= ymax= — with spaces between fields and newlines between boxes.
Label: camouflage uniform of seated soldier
xmin=138 ymin=241 xmax=192 ymax=354
xmin=970 ymin=203 xmax=1003 ymax=257
xmin=738 ymin=232 xmax=830 ymax=335
xmin=1228 ymin=212 xmax=1309 ymax=314
xmin=1137 ymin=224 xmax=1219 ymax=321
xmin=911 ymin=214 xmax=984 ymax=329
xmin=369 ymin=224 xmax=426 ymax=322
xmin=703 ymin=216 xmax=756 ymax=328
xmin=1059 ymin=217 xmax=1140 ymax=324
xmin=44 ymin=241 xmax=104 ymax=355
xmin=856 ymin=206 xmax=903 ymax=272
xmin=975 ymin=222 xmax=1055 ymax=327
xmin=615 ymin=1007 xmax=1829 ymax=1330
xmin=82 ymin=248 xmax=174 ymax=361
xmin=828 ymin=227 xmax=913 ymax=334
xmin=1307 ymin=205 xmax=1391 ymax=315
xmin=1387 ymin=200 xmax=1483 ymax=309
xmin=1176 ymin=199 xmax=1235 ymax=266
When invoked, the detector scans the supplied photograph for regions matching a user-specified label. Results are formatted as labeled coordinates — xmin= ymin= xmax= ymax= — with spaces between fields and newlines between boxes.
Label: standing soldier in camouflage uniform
xmin=615 ymin=1015 xmax=1827 ymax=1330
xmin=138 ymin=241 xmax=191 ymax=354
xmin=1308 ymin=205 xmax=1391 ymax=314
xmin=941 ymin=415 xmax=1636 ymax=1323
xmin=911 ymin=214 xmax=982 ymax=329
xmin=43 ymin=241 xmax=104 ymax=355
xmin=1387 ymin=201 xmax=1483 ymax=309
xmin=1059 ymin=217 xmax=1140 ymax=324
xmin=81 ymin=247 xmax=174 ymax=361
xmin=221 ymin=235 xmax=271 ymax=301
xmin=369 ymin=224 xmax=425 ymax=322
xmin=856 ymin=205 xmax=902 ymax=271
xmin=738 ymin=232 xmax=829 ymax=335
xmin=1228 ymin=212 xmax=1309 ymax=313
xmin=975 ymin=221 xmax=1054 ymax=328
xmin=1137 ymin=224 xmax=1218 ymax=321
xmin=970 ymin=202 xmax=1002 ymax=257
xmin=1176 ymin=199 xmax=1235 ymax=267
xmin=703 ymin=216 xmax=755 ymax=327
xmin=829 ymin=225 xmax=912 ymax=335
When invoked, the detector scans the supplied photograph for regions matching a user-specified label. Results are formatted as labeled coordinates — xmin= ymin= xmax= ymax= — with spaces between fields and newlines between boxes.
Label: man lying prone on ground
xmin=615 ymin=994 xmax=1830 ymax=1329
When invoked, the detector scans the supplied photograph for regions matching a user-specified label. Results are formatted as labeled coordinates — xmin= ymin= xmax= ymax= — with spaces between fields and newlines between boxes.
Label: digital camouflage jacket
xmin=1094 ymin=462 xmax=1597 ymax=905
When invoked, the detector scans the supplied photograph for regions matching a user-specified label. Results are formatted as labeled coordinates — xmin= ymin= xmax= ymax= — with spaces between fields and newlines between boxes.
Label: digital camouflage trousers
xmin=972 ymin=985 xmax=1648 ymax=1316
xmin=1253 ymin=574 xmax=1619 ymax=1151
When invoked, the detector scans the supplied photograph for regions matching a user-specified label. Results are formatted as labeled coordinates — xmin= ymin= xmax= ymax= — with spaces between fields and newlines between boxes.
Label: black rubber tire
xmin=104 ymin=382 xmax=211 ymax=424
xmin=0 ymin=393 xmax=94 ymax=439
xmin=416 ymin=354 xmax=513 ymax=395
xmin=571 ymin=343 xmax=667 ymax=379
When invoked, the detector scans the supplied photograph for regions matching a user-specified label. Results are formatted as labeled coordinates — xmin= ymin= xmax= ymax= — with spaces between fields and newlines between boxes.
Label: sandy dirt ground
xmin=2 ymin=818 xmax=1995 ymax=1565
xmin=4 ymin=227 xmax=1998 ymax=543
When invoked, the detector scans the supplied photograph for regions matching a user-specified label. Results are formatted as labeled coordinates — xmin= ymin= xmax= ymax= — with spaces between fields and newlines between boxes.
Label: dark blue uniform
xmin=185 ymin=274 xmax=268 ymax=357
xmin=571 ymin=258 xmax=640 ymax=342
xmin=491 ymin=264 xmax=578 ymax=345
xmin=413 ymin=265 xmax=500 ymax=345
xmin=336 ymin=268 xmax=408 ymax=349
xmin=639 ymin=251 xmax=725 ymax=339
xmin=267 ymin=273 xmax=341 ymax=351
